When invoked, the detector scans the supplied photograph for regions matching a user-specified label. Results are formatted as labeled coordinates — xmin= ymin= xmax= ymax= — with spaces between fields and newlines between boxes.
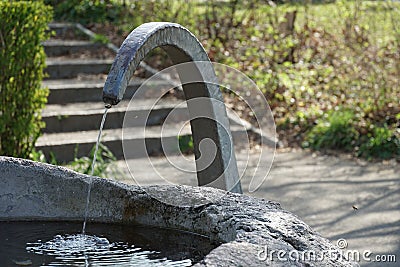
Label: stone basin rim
xmin=0 ymin=156 xmax=354 ymax=266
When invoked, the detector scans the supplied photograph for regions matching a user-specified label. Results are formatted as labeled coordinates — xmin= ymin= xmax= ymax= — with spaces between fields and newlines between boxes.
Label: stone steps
xmin=36 ymin=124 xmax=248 ymax=162
xmin=41 ymin=99 xmax=189 ymax=133
xmin=43 ymin=40 xmax=103 ymax=57
xmin=45 ymin=59 xmax=113 ymax=79
xmin=43 ymin=78 xmax=174 ymax=104
xmin=46 ymin=23 xmax=85 ymax=37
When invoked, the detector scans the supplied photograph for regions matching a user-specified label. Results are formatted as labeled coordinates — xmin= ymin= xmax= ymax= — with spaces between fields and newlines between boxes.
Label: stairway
xmin=37 ymin=23 xmax=250 ymax=163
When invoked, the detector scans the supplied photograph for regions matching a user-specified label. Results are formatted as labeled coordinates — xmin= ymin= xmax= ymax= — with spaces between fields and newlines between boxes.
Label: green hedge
xmin=0 ymin=1 xmax=52 ymax=158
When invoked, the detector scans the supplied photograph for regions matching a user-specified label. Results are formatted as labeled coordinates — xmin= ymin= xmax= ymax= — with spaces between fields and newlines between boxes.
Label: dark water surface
xmin=0 ymin=221 xmax=218 ymax=266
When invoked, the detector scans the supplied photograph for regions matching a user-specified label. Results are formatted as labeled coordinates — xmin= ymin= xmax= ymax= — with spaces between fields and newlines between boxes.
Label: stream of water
xmin=82 ymin=106 xmax=110 ymax=234
xmin=18 ymin=107 xmax=114 ymax=266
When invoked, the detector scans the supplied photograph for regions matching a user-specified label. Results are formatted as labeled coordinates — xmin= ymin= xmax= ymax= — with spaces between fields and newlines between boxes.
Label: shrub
xmin=0 ymin=1 xmax=52 ymax=158
xmin=68 ymin=144 xmax=116 ymax=177
xmin=303 ymin=109 xmax=358 ymax=152
xmin=304 ymin=111 xmax=400 ymax=159
xmin=45 ymin=0 xmax=123 ymax=24
xmin=358 ymin=126 xmax=400 ymax=160
xmin=31 ymin=144 xmax=117 ymax=178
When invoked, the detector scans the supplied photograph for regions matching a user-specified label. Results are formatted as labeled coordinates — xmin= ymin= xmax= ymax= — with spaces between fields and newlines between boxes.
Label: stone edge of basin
xmin=0 ymin=156 xmax=354 ymax=266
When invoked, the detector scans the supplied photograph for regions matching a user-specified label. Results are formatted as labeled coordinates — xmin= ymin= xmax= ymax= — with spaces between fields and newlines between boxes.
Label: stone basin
xmin=0 ymin=157 xmax=355 ymax=266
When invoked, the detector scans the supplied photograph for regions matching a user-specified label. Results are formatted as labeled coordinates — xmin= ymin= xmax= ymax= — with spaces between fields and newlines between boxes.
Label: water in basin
xmin=0 ymin=221 xmax=217 ymax=266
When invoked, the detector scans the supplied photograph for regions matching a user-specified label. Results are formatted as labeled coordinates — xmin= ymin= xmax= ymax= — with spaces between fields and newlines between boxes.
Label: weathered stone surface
xmin=0 ymin=157 xmax=355 ymax=266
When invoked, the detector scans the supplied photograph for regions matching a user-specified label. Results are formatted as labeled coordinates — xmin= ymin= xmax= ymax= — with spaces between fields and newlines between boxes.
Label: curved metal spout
xmin=103 ymin=22 xmax=242 ymax=194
